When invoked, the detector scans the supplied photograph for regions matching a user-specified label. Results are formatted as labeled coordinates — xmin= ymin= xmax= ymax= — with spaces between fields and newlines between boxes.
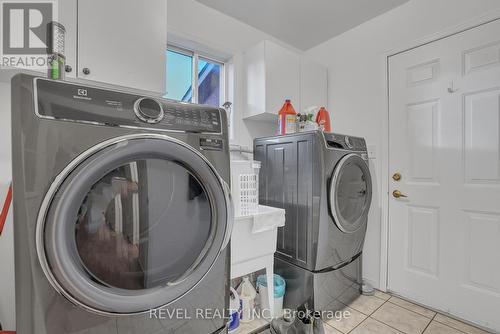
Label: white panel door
xmin=389 ymin=19 xmax=500 ymax=332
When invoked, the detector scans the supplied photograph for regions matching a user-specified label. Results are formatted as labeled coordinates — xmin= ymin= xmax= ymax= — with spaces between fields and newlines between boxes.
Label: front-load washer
xmin=254 ymin=131 xmax=372 ymax=311
xmin=11 ymin=74 xmax=233 ymax=334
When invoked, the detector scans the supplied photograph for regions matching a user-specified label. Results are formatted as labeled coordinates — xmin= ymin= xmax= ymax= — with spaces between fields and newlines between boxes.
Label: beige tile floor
xmin=326 ymin=291 xmax=493 ymax=334
xmin=238 ymin=290 xmax=493 ymax=334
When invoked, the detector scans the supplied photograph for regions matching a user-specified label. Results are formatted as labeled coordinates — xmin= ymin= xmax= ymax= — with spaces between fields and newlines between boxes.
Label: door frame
xmin=379 ymin=8 xmax=500 ymax=292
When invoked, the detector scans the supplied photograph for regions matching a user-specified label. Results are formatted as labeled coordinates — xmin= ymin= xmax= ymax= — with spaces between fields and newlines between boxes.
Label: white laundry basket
xmin=231 ymin=160 xmax=261 ymax=216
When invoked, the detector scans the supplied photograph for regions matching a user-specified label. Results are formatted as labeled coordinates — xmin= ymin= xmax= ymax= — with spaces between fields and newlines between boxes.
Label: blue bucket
xmin=256 ymin=274 xmax=286 ymax=298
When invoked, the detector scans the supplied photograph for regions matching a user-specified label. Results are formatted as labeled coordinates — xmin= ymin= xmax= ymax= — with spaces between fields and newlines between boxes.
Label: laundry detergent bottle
xmin=277 ymin=99 xmax=297 ymax=135
xmin=315 ymin=106 xmax=331 ymax=132
xmin=238 ymin=277 xmax=257 ymax=323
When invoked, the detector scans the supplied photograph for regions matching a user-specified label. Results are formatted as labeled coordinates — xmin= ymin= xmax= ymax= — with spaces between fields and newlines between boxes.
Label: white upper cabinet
xmin=265 ymin=41 xmax=301 ymax=118
xmin=77 ymin=0 xmax=167 ymax=93
xmin=300 ymin=57 xmax=327 ymax=111
xmin=243 ymin=40 xmax=327 ymax=120
xmin=244 ymin=40 xmax=300 ymax=120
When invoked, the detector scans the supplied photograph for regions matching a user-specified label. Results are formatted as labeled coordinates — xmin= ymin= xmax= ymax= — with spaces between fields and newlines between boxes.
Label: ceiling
xmin=194 ymin=0 xmax=410 ymax=50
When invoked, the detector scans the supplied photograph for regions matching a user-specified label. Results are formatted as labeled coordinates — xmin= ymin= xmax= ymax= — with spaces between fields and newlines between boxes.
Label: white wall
xmin=305 ymin=0 xmax=500 ymax=289
xmin=0 ymin=80 xmax=14 ymax=330
xmin=167 ymin=0 xmax=302 ymax=149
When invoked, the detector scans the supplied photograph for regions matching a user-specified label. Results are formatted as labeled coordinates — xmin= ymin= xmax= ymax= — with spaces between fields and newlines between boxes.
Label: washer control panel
xmin=35 ymin=78 xmax=223 ymax=133
xmin=324 ymin=133 xmax=367 ymax=151
xmin=344 ymin=136 xmax=354 ymax=149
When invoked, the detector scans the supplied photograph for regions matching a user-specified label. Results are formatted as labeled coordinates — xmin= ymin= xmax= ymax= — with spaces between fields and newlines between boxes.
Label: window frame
xmin=167 ymin=45 xmax=226 ymax=107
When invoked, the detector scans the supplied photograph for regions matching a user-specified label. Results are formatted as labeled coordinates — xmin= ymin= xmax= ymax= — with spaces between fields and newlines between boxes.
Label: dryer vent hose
xmin=0 ymin=183 xmax=13 ymax=236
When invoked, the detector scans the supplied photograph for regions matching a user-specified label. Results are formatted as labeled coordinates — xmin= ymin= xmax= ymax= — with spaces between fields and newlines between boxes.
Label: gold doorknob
xmin=393 ymin=172 xmax=402 ymax=181
xmin=392 ymin=190 xmax=408 ymax=198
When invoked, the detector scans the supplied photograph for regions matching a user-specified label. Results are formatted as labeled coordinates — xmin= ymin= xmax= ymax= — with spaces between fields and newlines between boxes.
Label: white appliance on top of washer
xmin=11 ymin=74 xmax=233 ymax=334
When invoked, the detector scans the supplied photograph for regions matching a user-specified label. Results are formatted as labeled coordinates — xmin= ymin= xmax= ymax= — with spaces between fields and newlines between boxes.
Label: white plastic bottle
xmin=238 ymin=277 xmax=257 ymax=323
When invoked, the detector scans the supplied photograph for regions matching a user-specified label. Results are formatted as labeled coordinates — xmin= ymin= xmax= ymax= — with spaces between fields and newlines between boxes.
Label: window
xmin=165 ymin=49 xmax=193 ymax=102
xmin=166 ymin=46 xmax=225 ymax=108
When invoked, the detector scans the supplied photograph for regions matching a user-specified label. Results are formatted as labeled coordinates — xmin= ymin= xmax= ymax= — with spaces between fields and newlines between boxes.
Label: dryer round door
xmin=36 ymin=134 xmax=233 ymax=315
xmin=329 ymin=153 xmax=372 ymax=233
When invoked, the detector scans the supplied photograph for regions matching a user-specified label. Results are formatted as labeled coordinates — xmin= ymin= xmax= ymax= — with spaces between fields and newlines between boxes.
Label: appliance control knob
xmin=134 ymin=98 xmax=164 ymax=123
xmin=345 ymin=136 xmax=354 ymax=149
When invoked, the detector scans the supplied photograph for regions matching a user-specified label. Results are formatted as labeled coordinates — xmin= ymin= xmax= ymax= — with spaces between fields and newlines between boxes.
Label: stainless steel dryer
xmin=11 ymin=74 xmax=232 ymax=334
xmin=254 ymin=131 xmax=372 ymax=311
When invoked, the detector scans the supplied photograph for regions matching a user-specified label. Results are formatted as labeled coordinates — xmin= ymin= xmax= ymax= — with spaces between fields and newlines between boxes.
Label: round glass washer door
xmin=36 ymin=134 xmax=232 ymax=315
xmin=329 ymin=154 xmax=372 ymax=233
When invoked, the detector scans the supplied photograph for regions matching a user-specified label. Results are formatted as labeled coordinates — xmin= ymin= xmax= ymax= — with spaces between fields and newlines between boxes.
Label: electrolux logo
xmin=0 ymin=0 xmax=57 ymax=69
xmin=73 ymin=87 xmax=91 ymax=101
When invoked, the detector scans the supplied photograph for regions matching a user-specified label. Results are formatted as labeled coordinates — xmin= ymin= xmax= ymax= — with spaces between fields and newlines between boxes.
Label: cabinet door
xmin=243 ymin=41 xmax=266 ymax=118
xmin=300 ymin=58 xmax=327 ymax=111
xmin=78 ymin=0 xmax=166 ymax=93
xmin=265 ymin=41 xmax=300 ymax=115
